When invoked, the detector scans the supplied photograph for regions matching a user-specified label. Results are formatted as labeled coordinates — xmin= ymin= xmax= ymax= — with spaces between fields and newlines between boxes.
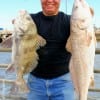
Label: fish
xmin=66 ymin=0 xmax=96 ymax=100
xmin=6 ymin=10 xmax=46 ymax=94
xmin=0 ymin=36 xmax=12 ymax=48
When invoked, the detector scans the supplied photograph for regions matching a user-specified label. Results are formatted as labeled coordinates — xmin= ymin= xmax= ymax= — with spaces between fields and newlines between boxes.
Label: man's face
xmin=41 ymin=0 xmax=60 ymax=16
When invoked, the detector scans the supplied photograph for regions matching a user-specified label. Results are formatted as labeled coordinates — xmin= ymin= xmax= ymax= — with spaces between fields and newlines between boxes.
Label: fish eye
xmin=75 ymin=6 xmax=78 ymax=9
xmin=26 ymin=16 xmax=31 ymax=20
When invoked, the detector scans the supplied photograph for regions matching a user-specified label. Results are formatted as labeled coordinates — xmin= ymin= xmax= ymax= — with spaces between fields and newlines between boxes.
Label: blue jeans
xmin=27 ymin=73 xmax=75 ymax=100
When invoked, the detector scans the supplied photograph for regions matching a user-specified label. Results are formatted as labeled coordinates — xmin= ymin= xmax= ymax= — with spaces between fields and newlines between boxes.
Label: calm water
xmin=0 ymin=42 xmax=100 ymax=100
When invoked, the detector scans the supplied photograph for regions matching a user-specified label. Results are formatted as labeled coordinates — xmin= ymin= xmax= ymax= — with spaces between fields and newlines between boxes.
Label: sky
xmin=0 ymin=0 xmax=100 ymax=30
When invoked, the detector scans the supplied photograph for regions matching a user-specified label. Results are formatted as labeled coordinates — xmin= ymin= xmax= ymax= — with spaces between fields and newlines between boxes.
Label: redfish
xmin=66 ymin=0 xmax=96 ymax=100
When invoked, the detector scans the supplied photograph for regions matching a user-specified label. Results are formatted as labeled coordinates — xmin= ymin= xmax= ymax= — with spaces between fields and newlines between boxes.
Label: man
xmin=27 ymin=0 xmax=74 ymax=100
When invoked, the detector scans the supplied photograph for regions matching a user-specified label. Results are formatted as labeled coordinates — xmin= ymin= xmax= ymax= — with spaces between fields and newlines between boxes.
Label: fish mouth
xmin=19 ymin=27 xmax=25 ymax=33
xmin=17 ymin=27 xmax=25 ymax=37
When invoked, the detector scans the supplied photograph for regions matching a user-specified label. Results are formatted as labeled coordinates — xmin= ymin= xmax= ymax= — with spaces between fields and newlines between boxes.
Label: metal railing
xmin=0 ymin=33 xmax=100 ymax=99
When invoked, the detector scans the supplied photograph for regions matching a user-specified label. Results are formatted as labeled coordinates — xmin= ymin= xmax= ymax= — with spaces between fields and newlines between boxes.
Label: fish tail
xmin=16 ymin=78 xmax=29 ymax=93
xmin=10 ymin=78 xmax=29 ymax=94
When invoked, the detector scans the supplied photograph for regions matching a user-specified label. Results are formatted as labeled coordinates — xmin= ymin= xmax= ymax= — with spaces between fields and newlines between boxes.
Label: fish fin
xmin=86 ymin=34 xmax=92 ymax=46
xmin=66 ymin=37 xmax=72 ymax=53
xmin=90 ymin=7 xmax=94 ymax=17
xmin=94 ymin=35 xmax=97 ymax=47
xmin=35 ymin=35 xmax=46 ymax=49
xmin=0 ymin=36 xmax=12 ymax=48
xmin=89 ymin=75 xmax=95 ymax=88
xmin=6 ymin=63 xmax=16 ymax=73
xmin=81 ymin=34 xmax=92 ymax=46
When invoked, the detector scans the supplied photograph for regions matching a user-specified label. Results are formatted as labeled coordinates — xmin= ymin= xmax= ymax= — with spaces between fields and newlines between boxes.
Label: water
xmin=0 ymin=42 xmax=100 ymax=100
